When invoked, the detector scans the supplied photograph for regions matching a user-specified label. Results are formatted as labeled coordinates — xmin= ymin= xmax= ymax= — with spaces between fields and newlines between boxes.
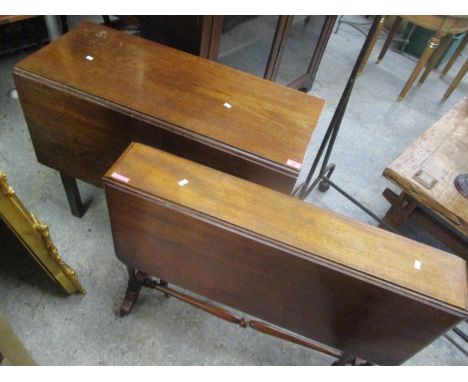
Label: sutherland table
xmin=13 ymin=21 xmax=324 ymax=217
xmin=103 ymin=142 xmax=468 ymax=366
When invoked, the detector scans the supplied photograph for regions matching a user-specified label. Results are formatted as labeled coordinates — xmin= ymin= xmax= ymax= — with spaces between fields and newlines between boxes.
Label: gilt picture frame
xmin=0 ymin=171 xmax=84 ymax=295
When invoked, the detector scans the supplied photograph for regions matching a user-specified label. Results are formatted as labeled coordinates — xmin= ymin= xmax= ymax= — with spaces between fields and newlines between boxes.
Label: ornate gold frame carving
xmin=0 ymin=171 xmax=84 ymax=294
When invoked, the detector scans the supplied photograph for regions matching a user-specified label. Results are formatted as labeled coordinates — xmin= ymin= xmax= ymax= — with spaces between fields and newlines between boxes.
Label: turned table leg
xmin=120 ymin=267 xmax=145 ymax=316
xmin=59 ymin=172 xmax=85 ymax=218
xmin=441 ymin=33 xmax=468 ymax=78
xmin=377 ymin=16 xmax=402 ymax=63
xmin=357 ymin=16 xmax=386 ymax=76
xmin=398 ymin=31 xmax=443 ymax=100
xmin=442 ymin=58 xmax=467 ymax=101
xmin=418 ymin=35 xmax=452 ymax=85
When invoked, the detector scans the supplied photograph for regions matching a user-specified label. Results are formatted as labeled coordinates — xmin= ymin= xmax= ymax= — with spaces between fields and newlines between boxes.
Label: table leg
xmin=59 ymin=172 xmax=85 ymax=218
xmin=263 ymin=16 xmax=293 ymax=82
xmin=418 ymin=35 xmax=452 ymax=85
xmin=305 ymin=15 xmax=337 ymax=89
xmin=398 ymin=31 xmax=443 ymax=100
xmin=377 ymin=16 xmax=402 ymax=63
xmin=357 ymin=16 xmax=386 ymax=76
xmin=442 ymin=58 xmax=467 ymax=101
xmin=120 ymin=267 xmax=145 ymax=316
xmin=441 ymin=33 xmax=468 ymax=78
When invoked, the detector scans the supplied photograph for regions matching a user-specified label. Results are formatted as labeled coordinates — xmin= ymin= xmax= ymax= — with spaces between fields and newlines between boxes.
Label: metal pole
xmin=296 ymin=16 xmax=383 ymax=200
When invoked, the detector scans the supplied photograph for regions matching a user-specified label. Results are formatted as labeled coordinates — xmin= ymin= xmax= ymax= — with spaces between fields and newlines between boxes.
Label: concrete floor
xmin=0 ymin=16 xmax=467 ymax=365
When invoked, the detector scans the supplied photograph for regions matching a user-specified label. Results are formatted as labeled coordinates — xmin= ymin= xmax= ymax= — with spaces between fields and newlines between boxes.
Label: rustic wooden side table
xmin=381 ymin=97 xmax=468 ymax=258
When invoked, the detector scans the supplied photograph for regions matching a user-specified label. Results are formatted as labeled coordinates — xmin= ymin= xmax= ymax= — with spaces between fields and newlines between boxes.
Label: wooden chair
xmin=359 ymin=16 xmax=468 ymax=100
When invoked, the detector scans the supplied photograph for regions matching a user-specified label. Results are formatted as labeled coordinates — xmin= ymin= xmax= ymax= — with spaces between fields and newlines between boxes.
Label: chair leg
xmin=441 ymin=33 xmax=468 ymax=78
xmin=418 ymin=35 xmax=452 ymax=85
xmin=357 ymin=16 xmax=386 ymax=76
xmin=398 ymin=31 xmax=443 ymax=100
xmin=442 ymin=58 xmax=467 ymax=101
xmin=377 ymin=16 xmax=402 ymax=63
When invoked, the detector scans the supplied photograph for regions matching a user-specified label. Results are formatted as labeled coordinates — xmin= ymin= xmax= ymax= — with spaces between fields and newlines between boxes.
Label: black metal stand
xmin=292 ymin=16 xmax=394 ymax=230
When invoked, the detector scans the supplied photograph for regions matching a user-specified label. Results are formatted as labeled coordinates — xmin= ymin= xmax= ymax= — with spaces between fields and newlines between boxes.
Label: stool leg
xmin=60 ymin=172 xmax=85 ymax=218
xmin=442 ymin=59 xmax=467 ymax=101
xmin=398 ymin=31 xmax=443 ymax=100
xmin=418 ymin=35 xmax=452 ymax=85
xmin=357 ymin=16 xmax=386 ymax=76
xmin=441 ymin=33 xmax=468 ymax=78
xmin=377 ymin=16 xmax=402 ymax=63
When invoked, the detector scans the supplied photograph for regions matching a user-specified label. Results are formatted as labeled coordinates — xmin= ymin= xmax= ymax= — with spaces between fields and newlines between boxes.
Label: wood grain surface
xmin=103 ymin=143 xmax=468 ymax=365
xmin=105 ymin=143 xmax=468 ymax=311
xmin=384 ymin=97 xmax=468 ymax=236
xmin=15 ymin=21 xmax=324 ymax=168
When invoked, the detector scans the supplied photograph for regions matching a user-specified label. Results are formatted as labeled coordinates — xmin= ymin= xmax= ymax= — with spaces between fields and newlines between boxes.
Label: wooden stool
xmin=359 ymin=16 xmax=468 ymax=100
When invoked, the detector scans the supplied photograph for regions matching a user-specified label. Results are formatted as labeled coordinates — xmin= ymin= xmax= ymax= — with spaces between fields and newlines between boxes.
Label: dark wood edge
xmin=199 ymin=16 xmax=223 ymax=60
xmin=199 ymin=16 xmax=214 ymax=59
xmin=208 ymin=16 xmax=223 ymax=60
xmin=102 ymin=181 xmax=468 ymax=317
xmin=382 ymin=188 xmax=468 ymax=309
xmin=306 ymin=16 xmax=337 ymax=79
xmin=13 ymin=68 xmax=300 ymax=178
xmin=264 ymin=16 xmax=294 ymax=81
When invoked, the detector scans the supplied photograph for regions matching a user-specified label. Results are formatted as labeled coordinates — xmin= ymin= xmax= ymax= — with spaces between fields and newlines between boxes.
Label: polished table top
xmin=105 ymin=143 xmax=468 ymax=312
xmin=16 ymin=21 xmax=325 ymax=169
